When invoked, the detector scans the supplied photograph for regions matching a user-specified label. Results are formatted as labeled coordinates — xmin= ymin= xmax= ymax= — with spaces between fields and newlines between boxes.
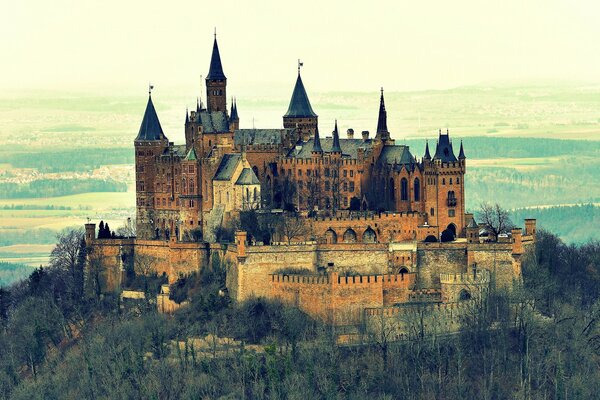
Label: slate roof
xmin=160 ymin=144 xmax=187 ymax=158
xmin=458 ymin=141 xmax=466 ymax=159
xmin=376 ymin=90 xmax=389 ymax=136
xmin=423 ymin=141 xmax=432 ymax=160
xmin=213 ymin=154 xmax=241 ymax=180
xmin=234 ymin=129 xmax=293 ymax=146
xmin=433 ymin=132 xmax=458 ymax=162
xmin=235 ymin=167 xmax=260 ymax=185
xmin=287 ymin=138 xmax=373 ymax=159
xmin=378 ymin=145 xmax=416 ymax=166
xmin=185 ymin=147 xmax=198 ymax=161
xmin=467 ymin=218 xmax=479 ymax=228
xmin=136 ymin=96 xmax=166 ymax=141
xmin=331 ymin=121 xmax=342 ymax=153
xmin=312 ymin=126 xmax=323 ymax=153
xmin=284 ymin=73 xmax=317 ymax=118
xmin=206 ymin=37 xmax=226 ymax=80
xmin=193 ymin=111 xmax=230 ymax=133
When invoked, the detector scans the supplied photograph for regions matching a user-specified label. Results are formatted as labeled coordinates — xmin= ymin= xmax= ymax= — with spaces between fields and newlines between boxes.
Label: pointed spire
xmin=312 ymin=125 xmax=323 ymax=153
xmin=135 ymin=94 xmax=166 ymax=141
xmin=230 ymin=97 xmax=239 ymax=122
xmin=331 ymin=120 xmax=342 ymax=153
xmin=196 ymin=97 xmax=201 ymax=113
xmin=424 ymin=140 xmax=431 ymax=160
xmin=185 ymin=107 xmax=189 ymax=124
xmin=207 ymin=35 xmax=226 ymax=80
xmin=376 ymin=87 xmax=389 ymax=139
xmin=284 ymin=69 xmax=317 ymax=118
xmin=433 ymin=128 xmax=458 ymax=162
xmin=458 ymin=140 xmax=466 ymax=159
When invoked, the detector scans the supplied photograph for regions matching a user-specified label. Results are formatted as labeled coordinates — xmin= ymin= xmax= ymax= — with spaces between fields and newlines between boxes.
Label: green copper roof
xmin=135 ymin=95 xmax=166 ymax=141
xmin=206 ymin=37 xmax=226 ymax=80
xmin=284 ymin=73 xmax=317 ymax=118
xmin=185 ymin=147 xmax=198 ymax=161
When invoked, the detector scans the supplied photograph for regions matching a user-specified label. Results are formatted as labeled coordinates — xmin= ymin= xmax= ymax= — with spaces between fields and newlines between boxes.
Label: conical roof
xmin=424 ymin=140 xmax=431 ymax=160
xmin=376 ymin=88 xmax=389 ymax=137
xmin=312 ymin=125 xmax=323 ymax=153
xmin=230 ymin=98 xmax=239 ymax=121
xmin=284 ymin=73 xmax=317 ymax=118
xmin=206 ymin=37 xmax=226 ymax=80
xmin=135 ymin=95 xmax=166 ymax=141
xmin=433 ymin=129 xmax=457 ymax=162
xmin=331 ymin=120 xmax=342 ymax=153
xmin=467 ymin=218 xmax=479 ymax=228
xmin=185 ymin=147 xmax=198 ymax=161
xmin=458 ymin=140 xmax=466 ymax=159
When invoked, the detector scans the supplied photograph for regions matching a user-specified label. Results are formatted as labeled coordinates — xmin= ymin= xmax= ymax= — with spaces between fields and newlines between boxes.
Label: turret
xmin=375 ymin=87 xmax=390 ymax=142
xmin=312 ymin=125 xmax=323 ymax=154
xmin=331 ymin=120 xmax=342 ymax=154
xmin=423 ymin=140 xmax=431 ymax=161
xmin=283 ymin=62 xmax=318 ymax=141
xmin=229 ymin=98 xmax=239 ymax=131
xmin=466 ymin=218 xmax=479 ymax=244
xmin=206 ymin=35 xmax=227 ymax=113
xmin=524 ymin=219 xmax=537 ymax=240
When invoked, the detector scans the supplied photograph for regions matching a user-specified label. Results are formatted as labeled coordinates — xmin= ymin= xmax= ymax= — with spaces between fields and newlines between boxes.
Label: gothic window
xmin=189 ymin=181 xmax=194 ymax=193
xmin=414 ymin=178 xmax=420 ymax=201
xmin=343 ymin=228 xmax=357 ymax=243
xmin=442 ymin=178 xmax=446 ymax=185
xmin=363 ymin=227 xmax=377 ymax=243
xmin=246 ymin=188 xmax=250 ymax=202
xmin=349 ymin=182 xmax=355 ymax=192
xmin=253 ymin=188 xmax=258 ymax=201
xmin=400 ymin=178 xmax=408 ymax=201
xmin=449 ymin=178 xmax=453 ymax=185
xmin=389 ymin=178 xmax=395 ymax=201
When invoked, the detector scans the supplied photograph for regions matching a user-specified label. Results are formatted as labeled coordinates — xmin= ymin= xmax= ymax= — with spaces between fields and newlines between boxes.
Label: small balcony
xmin=447 ymin=198 xmax=457 ymax=207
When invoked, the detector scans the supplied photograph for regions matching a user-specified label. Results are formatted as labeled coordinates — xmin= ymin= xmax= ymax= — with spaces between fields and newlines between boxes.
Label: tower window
xmin=400 ymin=178 xmax=408 ymax=201
xmin=430 ymin=208 xmax=435 ymax=216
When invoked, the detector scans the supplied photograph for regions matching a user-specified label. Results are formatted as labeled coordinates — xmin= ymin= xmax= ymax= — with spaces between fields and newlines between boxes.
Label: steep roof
xmin=193 ymin=111 xmax=230 ymax=133
xmin=423 ymin=140 xmax=432 ymax=160
xmin=287 ymin=137 xmax=373 ymax=159
xmin=467 ymin=218 xmax=479 ymax=228
xmin=376 ymin=89 xmax=389 ymax=137
xmin=312 ymin=125 xmax=323 ymax=153
xmin=206 ymin=37 xmax=226 ymax=80
xmin=213 ymin=154 xmax=241 ymax=180
xmin=378 ymin=145 xmax=416 ymax=166
xmin=136 ymin=95 xmax=166 ymax=141
xmin=433 ymin=131 xmax=458 ymax=162
xmin=230 ymin=98 xmax=239 ymax=122
xmin=185 ymin=147 xmax=198 ymax=161
xmin=331 ymin=120 xmax=342 ymax=153
xmin=458 ymin=140 xmax=466 ymax=159
xmin=234 ymin=129 xmax=294 ymax=146
xmin=235 ymin=167 xmax=260 ymax=185
xmin=284 ymin=73 xmax=317 ymax=118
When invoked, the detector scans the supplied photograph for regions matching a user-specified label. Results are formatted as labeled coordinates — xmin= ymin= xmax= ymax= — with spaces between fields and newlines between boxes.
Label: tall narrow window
xmin=414 ymin=178 xmax=420 ymax=201
xmin=401 ymin=178 xmax=408 ymax=201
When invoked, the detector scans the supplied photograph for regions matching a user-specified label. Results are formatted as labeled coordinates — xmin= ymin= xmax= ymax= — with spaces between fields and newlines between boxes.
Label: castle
xmin=86 ymin=36 xmax=536 ymax=336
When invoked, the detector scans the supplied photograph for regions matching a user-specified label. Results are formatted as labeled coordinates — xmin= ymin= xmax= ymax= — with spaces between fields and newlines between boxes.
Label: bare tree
xmin=277 ymin=213 xmax=310 ymax=244
xmin=49 ymin=229 xmax=85 ymax=300
xmin=478 ymin=202 xmax=514 ymax=240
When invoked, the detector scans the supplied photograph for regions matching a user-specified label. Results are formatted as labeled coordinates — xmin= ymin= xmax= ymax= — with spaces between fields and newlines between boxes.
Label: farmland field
xmin=0 ymin=83 xmax=599 ymax=270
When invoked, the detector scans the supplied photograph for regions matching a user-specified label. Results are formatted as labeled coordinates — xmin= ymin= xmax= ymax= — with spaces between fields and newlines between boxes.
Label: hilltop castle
xmin=135 ymin=36 xmax=466 ymax=244
xmin=86 ymin=36 xmax=536 ymax=336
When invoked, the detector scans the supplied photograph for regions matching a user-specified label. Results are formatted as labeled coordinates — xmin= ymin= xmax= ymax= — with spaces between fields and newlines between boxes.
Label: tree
xmin=49 ymin=228 xmax=85 ymax=301
xmin=276 ymin=213 xmax=310 ymax=244
xmin=134 ymin=253 xmax=158 ymax=298
xmin=477 ymin=202 xmax=514 ymax=240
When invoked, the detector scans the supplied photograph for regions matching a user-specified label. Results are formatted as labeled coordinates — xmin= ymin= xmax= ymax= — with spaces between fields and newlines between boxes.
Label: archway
xmin=398 ymin=267 xmax=409 ymax=275
xmin=441 ymin=229 xmax=455 ymax=242
xmin=424 ymin=235 xmax=437 ymax=243
xmin=459 ymin=289 xmax=472 ymax=301
xmin=446 ymin=223 xmax=457 ymax=237
xmin=343 ymin=228 xmax=357 ymax=243
xmin=363 ymin=227 xmax=377 ymax=243
xmin=325 ymin=228 xmax=338 ymax=244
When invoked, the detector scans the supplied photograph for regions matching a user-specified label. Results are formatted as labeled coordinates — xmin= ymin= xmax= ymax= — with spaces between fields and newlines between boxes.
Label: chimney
xmin=362 ymin=130 xmax=369 ymax=141
xmin=347 ymin=128 xmax=354 ymax=139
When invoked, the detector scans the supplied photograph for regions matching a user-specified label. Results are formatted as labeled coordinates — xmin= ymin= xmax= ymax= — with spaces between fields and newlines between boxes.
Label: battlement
xmin=440 ymin=269 xmax=490 ymax=285
xmin=271 ymin=274 xmax=330 ymax=285
xmin=269 ymin=272 xmax=415 ymax=288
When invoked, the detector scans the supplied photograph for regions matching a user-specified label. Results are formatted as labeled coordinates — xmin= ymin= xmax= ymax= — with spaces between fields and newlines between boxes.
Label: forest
xmin=1 ymin=229 xmax=600 ymax=399
xmin=0 ymin=179 xmax=127 ymax=199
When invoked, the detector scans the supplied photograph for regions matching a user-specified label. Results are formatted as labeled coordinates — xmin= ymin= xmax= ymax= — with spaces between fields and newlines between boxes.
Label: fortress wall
xmin=270 ymin=275 xmax=333 ymax=322
xmin=416 ymin=244 xmax=468 ymax=289
xmin=316 ymin=243 xmax=388 ymax=274
xmin=382 ymin=273 xmax=415 ymax=305
xmin=469 ymin=247 xmax=519 ymax=289
xmin=233 ymin=244 xmax=317 ymax=301
xmin=312 ymin=212 xmax=424 ymax=243
xmin=88 ymin=238 xmax=134 ymax=292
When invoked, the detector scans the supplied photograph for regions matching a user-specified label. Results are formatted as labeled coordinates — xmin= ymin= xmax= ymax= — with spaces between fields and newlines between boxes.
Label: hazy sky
xmin=1 ymin=0 xmax=599 ymax=95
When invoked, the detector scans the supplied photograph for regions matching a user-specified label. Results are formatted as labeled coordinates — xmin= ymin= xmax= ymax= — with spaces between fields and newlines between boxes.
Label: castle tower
xmin=229 ymin=98 xmax=239 ymax=131
xmin=466 ymin=218 xmax=479 ymax=244
xmin=423 ymin=130 xmax=466 ymax=239
xmin=375 ymin=88 xmax=391 ymax=142
xmin=283 ymin=64 xmax=318 ymax=142
xmin=206 ymin=35 xmax=227 ymax=113
xmin=134 ymin=92 xmax=169 ymax=239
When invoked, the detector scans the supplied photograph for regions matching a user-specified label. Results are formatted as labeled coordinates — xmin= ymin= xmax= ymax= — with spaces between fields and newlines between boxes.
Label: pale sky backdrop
xmin=1 ymin=0 xmax=598 ymax=95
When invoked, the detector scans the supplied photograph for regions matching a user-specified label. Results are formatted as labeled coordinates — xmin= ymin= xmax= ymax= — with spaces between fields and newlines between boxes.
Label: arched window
xmin=363 ymin=227 xmax=377 ymax=243
xmin=325 ymin=228 xmax=337 ymax=244
xmin=343 ymin=228 xmax=357 ymax=243
xmin=182 ymin=178 xmax=186 ymax=194
xmin=389 ymin=178 xmax=395 ymax=201
xmin=246 ymin=188 xmax=250 ymax=202
xmin=414 ymin=178 xmax=420 ymax=201
xmin=253 ymin=188 xmax=258 ymax=201
xmin=459 ymin=289 xmax=472 ymax=301
xmin=189 ymin=181 xmax=194 ymax=193
xmin=400 ymin=178 xmax=408 ymax=201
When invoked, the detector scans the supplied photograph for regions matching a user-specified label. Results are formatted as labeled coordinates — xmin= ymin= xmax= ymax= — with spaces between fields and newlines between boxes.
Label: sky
xmin=1 ymin=0 xmax=599 ymax=96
